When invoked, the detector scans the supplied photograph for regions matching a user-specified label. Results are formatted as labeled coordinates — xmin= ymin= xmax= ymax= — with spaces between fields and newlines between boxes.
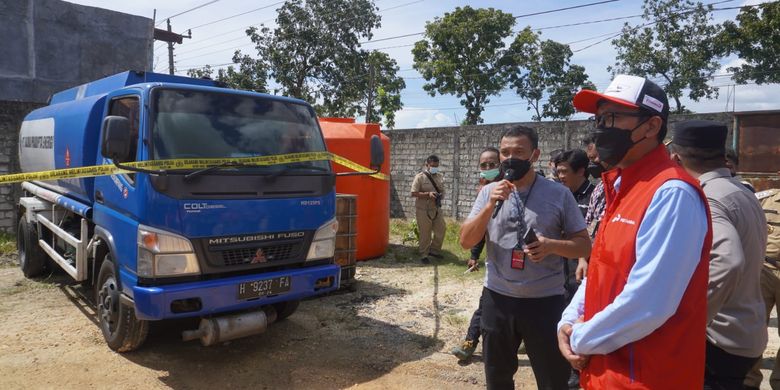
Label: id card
xmin=511 ymin=247 xmax=525 ymax=270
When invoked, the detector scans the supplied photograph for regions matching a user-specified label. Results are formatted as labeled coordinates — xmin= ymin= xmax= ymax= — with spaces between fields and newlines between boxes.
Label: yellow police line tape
xmin=0 ymin=152 xmax=389 ymax=185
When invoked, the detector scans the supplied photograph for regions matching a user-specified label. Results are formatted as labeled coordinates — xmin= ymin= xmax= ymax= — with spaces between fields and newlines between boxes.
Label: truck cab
xmin=16 ymin=71 xmax=380 ymax=351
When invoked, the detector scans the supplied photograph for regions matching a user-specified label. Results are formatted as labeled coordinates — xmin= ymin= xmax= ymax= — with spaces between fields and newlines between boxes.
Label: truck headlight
xmin=137 ymin=225 xmax=200 ymax=277
xmin=306 ymin=218 xmax=338 ymax=261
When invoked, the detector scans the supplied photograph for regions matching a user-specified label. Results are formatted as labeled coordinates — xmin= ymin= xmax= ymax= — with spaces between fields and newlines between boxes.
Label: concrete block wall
xmin=384 ymin=112 xmax=734 ymax=220
xmin=0 ymin=0 xmax=154 ymax=103
xmin=0 ymin=0 xmax=153 ymax=233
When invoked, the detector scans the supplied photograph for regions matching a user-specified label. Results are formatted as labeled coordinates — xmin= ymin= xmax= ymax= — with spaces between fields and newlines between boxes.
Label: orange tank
xmin=319 ymin=117 xmax=390 ymax=260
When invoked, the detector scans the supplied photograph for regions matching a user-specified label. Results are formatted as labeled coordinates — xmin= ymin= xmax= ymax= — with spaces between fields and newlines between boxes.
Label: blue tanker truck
xmin=16 ymin=70 xmax=383 ymax=351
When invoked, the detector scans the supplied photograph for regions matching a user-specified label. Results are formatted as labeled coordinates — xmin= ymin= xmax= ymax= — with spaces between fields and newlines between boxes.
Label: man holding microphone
xmin=460 ymin=125 xmax=591 ymax=390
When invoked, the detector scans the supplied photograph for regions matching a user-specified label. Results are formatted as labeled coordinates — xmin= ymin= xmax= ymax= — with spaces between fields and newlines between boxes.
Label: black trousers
xmin=703 ymin=341 xmax=760 ymax=390
xmin=466 ymin=301 xmax=482 ymax=342
xmin=466 ymin=236 xmax=486 ymax=342
xmin=470 ymin=236 xmax=487 ymax=260
xmin=480 ymin=287 xmax=570 ymax=390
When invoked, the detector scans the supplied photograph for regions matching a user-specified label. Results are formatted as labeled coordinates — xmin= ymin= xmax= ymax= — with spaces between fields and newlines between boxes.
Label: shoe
xmin=420 ymin=257 xmax=430 ymax=264
xmin=428 ymin=252 xmax=443 ymax=259
xmin=518 ymin=341 xmax=526 ymax=355
xmin=567 ymin=369 xmax=580 ymax=389
xmin=451 ymin=339 xmax=478 ymax=361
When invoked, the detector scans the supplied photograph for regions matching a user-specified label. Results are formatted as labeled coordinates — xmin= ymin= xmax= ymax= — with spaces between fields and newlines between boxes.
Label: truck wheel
xmin=17 ymin=217 xmax=48 ymax=278
xmin=96 ymin=257 xmax=148 ymax=352
xmin=273 ymin=300 xmax=300 ymax=321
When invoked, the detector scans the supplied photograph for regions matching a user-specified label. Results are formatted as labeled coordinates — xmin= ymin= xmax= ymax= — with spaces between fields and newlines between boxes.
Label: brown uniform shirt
xmin=759 ymin=189 xmax=780 ymax=262
xmin=411 ymin=171 xmax=444 ymax=211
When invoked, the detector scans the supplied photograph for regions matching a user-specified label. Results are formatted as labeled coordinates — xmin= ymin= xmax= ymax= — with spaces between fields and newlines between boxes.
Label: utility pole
xmin=153 ymin=20 xmax=191 ymax=75
xmin=365 ymin=62 xmax=376 ymax=124
xmin=167 ymin=19 xmax=175 ymax=75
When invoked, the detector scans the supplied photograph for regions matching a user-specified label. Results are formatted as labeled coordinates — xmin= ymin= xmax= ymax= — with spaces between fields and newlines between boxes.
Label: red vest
xmin=581 ymin=144 xmax=712 ymax=389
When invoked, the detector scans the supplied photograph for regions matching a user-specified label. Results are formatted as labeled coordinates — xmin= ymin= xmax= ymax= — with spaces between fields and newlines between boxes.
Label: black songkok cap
xmin=672 ymin=120 xmax=728 ymax=149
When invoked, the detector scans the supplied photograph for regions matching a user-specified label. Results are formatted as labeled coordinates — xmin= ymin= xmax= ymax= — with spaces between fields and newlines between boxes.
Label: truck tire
xmin=96 ymin=257 xmax=148 ymax=352
xmin=273 ymin=300 xmax=300 ymax=321
xmin=17 ymin=217 xmax=48 ymax=278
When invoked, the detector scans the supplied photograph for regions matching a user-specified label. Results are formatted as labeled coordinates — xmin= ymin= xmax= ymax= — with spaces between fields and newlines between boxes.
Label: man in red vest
xmin=556 ymin=75 xmax=713 ymax=389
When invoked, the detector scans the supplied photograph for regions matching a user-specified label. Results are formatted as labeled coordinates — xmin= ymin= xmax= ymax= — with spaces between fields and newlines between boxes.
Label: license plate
xmin=237 ymin=276 xmax=291 ymax=300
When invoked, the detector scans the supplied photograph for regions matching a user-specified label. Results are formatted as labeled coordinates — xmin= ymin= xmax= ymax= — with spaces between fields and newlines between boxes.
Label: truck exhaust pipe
xmin=182 ymin=306 xmax=278 ymax=346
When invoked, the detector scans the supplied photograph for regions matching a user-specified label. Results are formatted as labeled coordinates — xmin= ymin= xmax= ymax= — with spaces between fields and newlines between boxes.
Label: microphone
xmin=492 ymin=168 xmax=514 ymax=219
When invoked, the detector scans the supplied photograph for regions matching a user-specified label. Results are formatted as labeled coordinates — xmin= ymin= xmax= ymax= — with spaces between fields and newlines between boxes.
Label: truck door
xmin=93 ymin=93 xmax=144 ymax=290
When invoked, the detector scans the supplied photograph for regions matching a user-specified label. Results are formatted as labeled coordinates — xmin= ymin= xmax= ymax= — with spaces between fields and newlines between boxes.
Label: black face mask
xmin=586 ymin=162 xmax=604 ymax=179
xmin=501 ymin=158 xmax=532 ymax=181
xmin=593 ymin=120 xmax=649 ymax=166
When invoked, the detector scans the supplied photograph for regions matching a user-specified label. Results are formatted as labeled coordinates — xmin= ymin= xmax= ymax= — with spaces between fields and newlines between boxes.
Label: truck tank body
xmin=19 ymin=71 xmax=218 ymax=204
xmin=20 ymin=95 xmax=105 ymax=204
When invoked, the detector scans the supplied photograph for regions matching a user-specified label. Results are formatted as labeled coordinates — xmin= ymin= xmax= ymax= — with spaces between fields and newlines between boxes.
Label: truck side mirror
xmin=369 ymin=135 xmax=384 ymax=169
xmin=101 ymin=116 xmax=131 ymax=162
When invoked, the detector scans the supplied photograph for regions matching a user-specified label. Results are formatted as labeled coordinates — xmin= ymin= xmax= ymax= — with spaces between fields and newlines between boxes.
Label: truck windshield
xmin=150 ymin=89 xmax=330 ymax=172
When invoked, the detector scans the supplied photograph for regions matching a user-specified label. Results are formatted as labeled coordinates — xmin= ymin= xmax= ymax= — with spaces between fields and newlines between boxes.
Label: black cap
xmin=672 ymin=120 xmax=728 ymax=149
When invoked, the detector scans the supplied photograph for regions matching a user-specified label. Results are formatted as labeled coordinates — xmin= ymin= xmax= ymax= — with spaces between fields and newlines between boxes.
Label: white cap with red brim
xmin=573 ymin=74 xmax=668 ymax=118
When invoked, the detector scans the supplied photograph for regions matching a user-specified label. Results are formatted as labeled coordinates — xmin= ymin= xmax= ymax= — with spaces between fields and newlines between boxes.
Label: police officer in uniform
xmin=411 ymin=155 xmax=446 ymax=264
xmin=745 ymin=186 xmax=780 ymax=389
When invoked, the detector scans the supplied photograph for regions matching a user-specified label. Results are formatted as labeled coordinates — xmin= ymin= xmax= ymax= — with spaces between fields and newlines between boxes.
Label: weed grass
xmin=0 ymin=232 xmax=16 ymax=256
xmin=388 ymin=218 xmax=483 ymax=282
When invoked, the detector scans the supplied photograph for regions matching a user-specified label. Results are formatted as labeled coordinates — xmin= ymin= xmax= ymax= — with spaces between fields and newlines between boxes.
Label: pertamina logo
xmin=610 ymin=213 xmax=636 ymax=225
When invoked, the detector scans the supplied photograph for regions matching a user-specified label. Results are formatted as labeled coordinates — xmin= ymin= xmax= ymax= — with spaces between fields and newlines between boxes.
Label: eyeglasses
xmin=588 ymin=112 xmax=650 ymax=129
xmin=479 ymin=162 xmax=498 ymax=169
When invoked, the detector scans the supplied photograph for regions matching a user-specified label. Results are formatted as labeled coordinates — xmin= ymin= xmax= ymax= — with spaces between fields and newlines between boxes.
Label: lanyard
xmin=512 ymin=175 xmax=537 ymax=245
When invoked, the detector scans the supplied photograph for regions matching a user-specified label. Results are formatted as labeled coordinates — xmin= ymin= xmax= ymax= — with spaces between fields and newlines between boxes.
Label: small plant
xmin=402 ymin=219 xmax=419 ymax=246
xmin=0 ymin=232 xmax=16 ymax=256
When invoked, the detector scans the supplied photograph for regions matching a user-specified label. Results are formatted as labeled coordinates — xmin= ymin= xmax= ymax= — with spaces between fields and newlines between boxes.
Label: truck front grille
xmin=219 ymin=243 xmax=303 ymax=266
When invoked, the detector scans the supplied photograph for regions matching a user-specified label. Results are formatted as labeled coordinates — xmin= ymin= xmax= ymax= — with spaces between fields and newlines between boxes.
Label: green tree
xmin=186 ymin=51 xmax=268 ymax=92
xmin=319 ymin=50 xmax=405 ymax=128
xmin=719 ymin=2 xmax=780 ymax=84
xmin=247 ymin=0 xmax=381 ymax=106
xmin=359 ymin=51 xmax=405 ymax=128
xmin=508 ymin=28 xmax=596 ymax=121
xmin=609 ymin=0 xmax=722 ymax=114
xmin=412 ymin=6 xmax=516 ymax=125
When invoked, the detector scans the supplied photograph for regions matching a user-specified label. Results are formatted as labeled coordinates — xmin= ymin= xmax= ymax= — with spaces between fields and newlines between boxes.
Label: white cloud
xmin=685 ymin=83 xmax=780 ymax=113
xmin=64 ymin=1 xmax=780 ymax=123
xmin=393 ymin=108 xmax=456 ymax=129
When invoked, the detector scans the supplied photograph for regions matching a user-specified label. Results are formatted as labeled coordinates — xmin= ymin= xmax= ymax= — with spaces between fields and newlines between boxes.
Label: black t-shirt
xmin=572 ymin=179 xmax=595 ymax=219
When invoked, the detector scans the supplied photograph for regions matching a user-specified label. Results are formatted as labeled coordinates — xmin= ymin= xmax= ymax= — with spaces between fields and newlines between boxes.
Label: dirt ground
xmin=0 ymin=245 xmax=777 ymax=389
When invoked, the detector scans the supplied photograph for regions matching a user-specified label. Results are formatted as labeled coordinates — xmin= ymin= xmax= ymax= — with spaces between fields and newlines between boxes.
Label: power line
xmin=179 ymin=62 xmax=235 ymax=73
xmin=174 ymin=0 xmax=400 ymax=47
xmin=570 ymin=0 xmax=750 ymax=53
xmin=176 ymin=43 xmax=255 ymax=62
xmin=178 ymin=1 xmax=427 ymax=57
xmin=566 ymin=30 xmax=624 ymax=46
xmin=362 ymin=0 xmax=621 ymax=46
xmin=534 ymin=13 xmax=643 ymax=31
xmin=514 ymin=0 xmax=619 ymax=19
xmin=156 ymin=0 xmax=222 ymax=26
xmin=179 ymin=0 xmax=760 ymax=86
xmin=182 ymin=0 xmax=739 ymax=85
xmin=184 ymin=1 xmax=284 ymax=31
xmin=403 ymin=101 xmax=528 ymax=111
xmin=360 ymin=32 xmax=422 ymax=45
xmin=177 ymin=34 xmax=253 ymax=56
xmin=176 ymin=0 xmax=419 ymax=62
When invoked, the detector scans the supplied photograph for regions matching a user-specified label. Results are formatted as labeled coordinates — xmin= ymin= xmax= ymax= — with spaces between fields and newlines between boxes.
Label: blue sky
xmin=67 ymin=0 xmax=779 ymax=128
